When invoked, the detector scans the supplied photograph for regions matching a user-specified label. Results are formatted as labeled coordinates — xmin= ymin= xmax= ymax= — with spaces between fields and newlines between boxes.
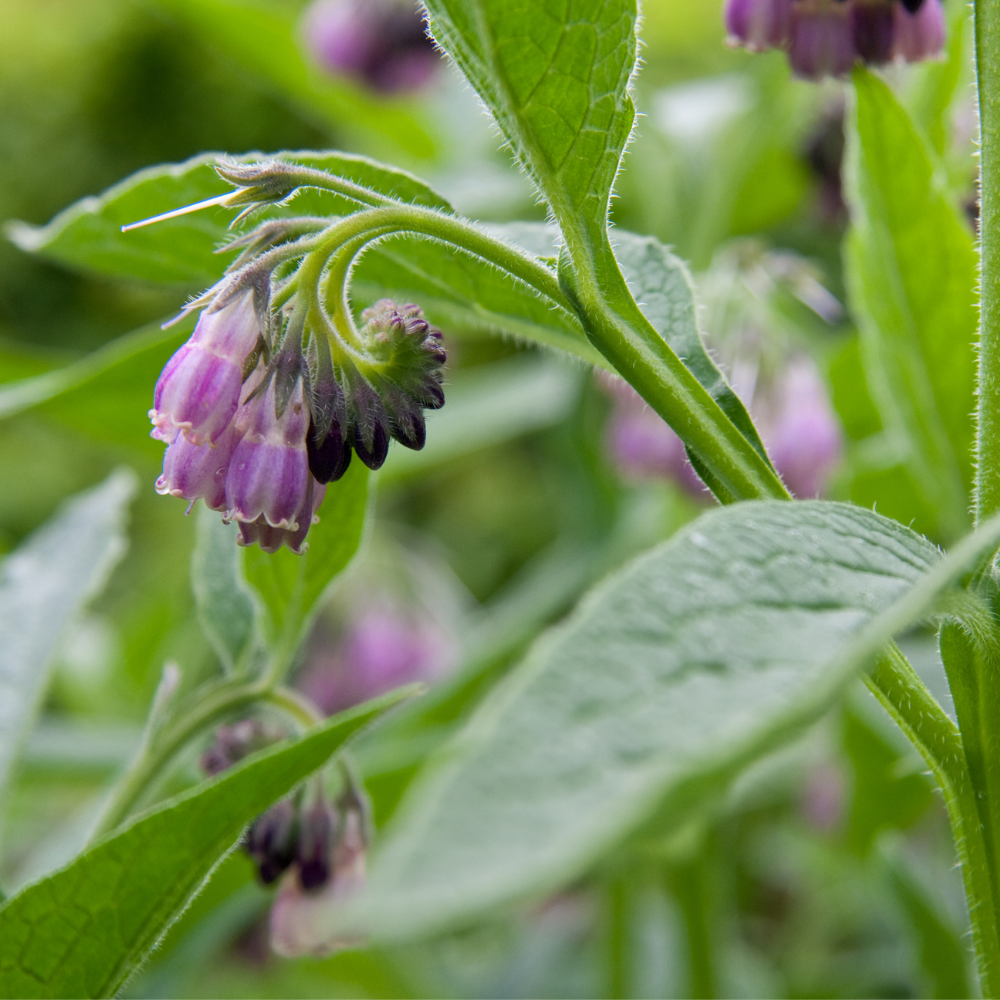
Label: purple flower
xmin=726 ymin=0 xmax=793 ymax=50
xmin=762 ymin=357 xmax=842 ymax=498
xmin=851 ymin=0 xmax=896 ymax=64
xmin=300 ymin=0 xmax=438 ymax=94
xmin=150 ymin=292 xmax=260 ymax=446
xmin=298 ymin=606 xmax=454 ymax=715
xmin=155 ymin=421 xmax=241 ymax=511
xmin=789 ymin=0 xmax=857 ymax=79
xmin=893 ymin=0 xmax=945 ymax=60
xmin=598 ymin=373 xmax=708 ymax=498
xmin=226 ymin=375 xmax=312 ymax=531
xmin=237 ymin=476 xmax=327 ymax=555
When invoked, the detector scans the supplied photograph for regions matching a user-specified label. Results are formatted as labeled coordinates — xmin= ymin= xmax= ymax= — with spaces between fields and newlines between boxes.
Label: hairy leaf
xmin=242 ymin=460 xmax=370 ymax=648
xmin=0 ymin=471 xmax=136 ymax=800
xmin=7 ymin=151 xmax=451 ymax=287
xmin=0 ymin=690 xmax=409 ymax=999
xmin=844 ymin=70 xmax=977 ymax=542
xmin=421 ymin=0 xmax=638 ymax=245
xmin=328 ymin=502 xmax=1000 ymax=941
xmin=191 ymin=510 xmax=258 ymax=672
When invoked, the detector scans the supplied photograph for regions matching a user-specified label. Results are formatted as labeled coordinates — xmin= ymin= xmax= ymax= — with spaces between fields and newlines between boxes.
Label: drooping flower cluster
xmin=300 ymin=0 xmax=439 ymax=93
xmin=151 ymin=260 xmax=445 ymax=552
xmin=725 ymin=0 xmax=946 ymax=78
xmin=201 ymin=721 xmax=370 ymax=914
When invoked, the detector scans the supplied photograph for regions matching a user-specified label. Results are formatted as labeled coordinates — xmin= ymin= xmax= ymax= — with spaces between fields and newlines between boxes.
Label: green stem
xmin=90 ymin=680 xmax=322 ymax=840
xmin=975 ymin=0 xmax=1000 ymax=524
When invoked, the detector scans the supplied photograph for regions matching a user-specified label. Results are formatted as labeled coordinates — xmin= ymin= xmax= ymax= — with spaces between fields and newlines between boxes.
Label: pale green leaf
xmin=0 ymin=471 xmax=136 ymax=800
xmin=330 ymin=502 xmax=1000 ymax=941
xmin=844 ymin=70 xmax=977 ymax=542
xmin=0 ymin=689 xmax=410 ymax=999
xmin=191 ymin=509 xmax=258 ymax=673
xmin=7 ymin=151 xmax=451 ymax=287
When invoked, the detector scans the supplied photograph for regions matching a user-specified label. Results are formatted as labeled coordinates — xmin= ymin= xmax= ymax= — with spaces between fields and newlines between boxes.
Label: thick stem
xmin=975 ymin=0 xmax=1000 ymax=523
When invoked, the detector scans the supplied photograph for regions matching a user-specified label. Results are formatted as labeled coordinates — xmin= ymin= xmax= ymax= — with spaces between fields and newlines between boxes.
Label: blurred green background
xmin=0 ymin=0 xmax=980 ymax=996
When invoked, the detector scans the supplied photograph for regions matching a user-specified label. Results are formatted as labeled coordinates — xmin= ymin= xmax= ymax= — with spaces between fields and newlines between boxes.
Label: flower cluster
xmin=151 ymin=270 xmax=445 ymax=552
xmin=300 ymin=0 xmax=439 ymax=93
xmin=725 ymin=0 xmax=945 ymax=78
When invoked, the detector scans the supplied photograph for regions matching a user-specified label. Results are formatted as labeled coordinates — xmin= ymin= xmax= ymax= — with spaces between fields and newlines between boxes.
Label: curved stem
xmin=90 ymin=678 xmax=325 ymax=841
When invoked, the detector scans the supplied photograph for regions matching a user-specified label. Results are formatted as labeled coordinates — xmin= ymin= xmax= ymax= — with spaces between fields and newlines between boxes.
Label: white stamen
xmin=120 ymin=192 xmax=239 ymax=233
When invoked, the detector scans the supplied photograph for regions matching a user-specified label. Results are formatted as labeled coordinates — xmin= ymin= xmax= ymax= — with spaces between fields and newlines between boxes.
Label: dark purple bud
xmin=851 ymin=0 xmax=896 ymax=64
xmin=226 ymin=376 xmax=311 ymax=530
xmin=892 ymin=0 xmax=944 ymax=61
xmin=307 ymin=419 xmax=354 ymax=484
xmin=296 ymin=800 xmax=337 ymax=891
xmin=246 ymin=799 xmax=299 ymax=885
xmin=150 ymin=291 xmax=260 ymax=446
xmin=789 ymin=1 xmax=856 ymax=79
xmin=725 ymin=0 xmax=793 ymax=50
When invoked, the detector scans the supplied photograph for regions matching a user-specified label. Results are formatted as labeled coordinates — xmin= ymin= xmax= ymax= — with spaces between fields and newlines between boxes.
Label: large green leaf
xmin=7 ymin=151 xmax=451 ymax=287
xmin=0 ymin=690 xmax=409 ymax=1000
xmin=327 ymin=502 xmax=1000 ymax=941
xmin=844 ymin=70 xmax=977 ymax=542
xmin=422 ymin=0 xmax=638 ymax=245
xmin=242 ymin=459 xmax=371 ymax=649
xmin=0 ymin=471 xmax=136 ymax=801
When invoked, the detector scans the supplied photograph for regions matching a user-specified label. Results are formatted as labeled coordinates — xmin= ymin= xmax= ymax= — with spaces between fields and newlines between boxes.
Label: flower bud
xmin=296 ymin=800 xmax=337 ymax=891
xmin=150 ymin=292 xmax=260 ymax=446
xmin=200 ymin=719 xmax=273 ymax=776
xmin=245 ymin=799 xmax=299 ymax=885
xmin=789 ymin=0 xmax=857 ymax=79
xmin=226 ymin=375 xmax=311 ymax=531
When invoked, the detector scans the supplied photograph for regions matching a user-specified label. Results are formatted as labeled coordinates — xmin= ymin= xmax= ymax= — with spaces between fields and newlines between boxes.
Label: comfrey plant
xmin=4 ymin=0 xmax=1000 ymax=996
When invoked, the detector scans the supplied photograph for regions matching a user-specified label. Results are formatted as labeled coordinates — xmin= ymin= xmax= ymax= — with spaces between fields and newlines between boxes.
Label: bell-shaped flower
xmin=893 ymin=0 xmax=945 ymax=60
xmin=725 ymin=0 xmax=793 ymax=50
xmin=150 ymin=291 xmax=260 ymax=446
xmin=226 ymin=375 xmax=312 ymax=531
xmin=789 ymin=0 xmax=857 ymax=79
xmin=236 ymin=474 xmax=327 ymax=555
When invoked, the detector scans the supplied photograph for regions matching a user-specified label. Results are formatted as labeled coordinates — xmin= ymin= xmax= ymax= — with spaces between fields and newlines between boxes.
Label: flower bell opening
xmin=724 ymin=0 xmax=946 ymax=78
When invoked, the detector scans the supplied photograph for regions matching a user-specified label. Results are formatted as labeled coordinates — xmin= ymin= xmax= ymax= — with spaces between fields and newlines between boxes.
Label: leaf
xmin=0 ymin=689 xmax=411 ymax=1000
xmin=0 ymin=320 xmax=187 ymax=425
xmin=191 ymin=509 xmax=258 ymax=673
xmin=151 ymin=0 xmax=438 ymax=162
xmin=242 ymin=460 xmax=370 ymax=648
xmin=7 ymin=151 xmax=452 ymax=287
xmin=422 ymin=0 xmax=638 ymax=244
xmin=844 ymin=70 xmax=977 ymax=542
xmin=0 ymin=471 xmax=136 ymax=801
xmin=329 ymin=502 xmax=1000 ymax=941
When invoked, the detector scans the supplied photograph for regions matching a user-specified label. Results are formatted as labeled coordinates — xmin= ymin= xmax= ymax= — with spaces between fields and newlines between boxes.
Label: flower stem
xmin=975 ymin=0 xmax=1000 ymax=524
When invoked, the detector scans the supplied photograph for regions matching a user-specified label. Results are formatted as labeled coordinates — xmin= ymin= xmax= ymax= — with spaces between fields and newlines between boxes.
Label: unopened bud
xmin=245 ymin=799 xmax=299 ymax=885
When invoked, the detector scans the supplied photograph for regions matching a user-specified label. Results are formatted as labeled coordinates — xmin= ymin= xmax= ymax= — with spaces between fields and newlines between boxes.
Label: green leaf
xmin=844 ymin=70 xmax=977 ymax=542
xmin=242 ymin=460 xmax=371 ymax=648
xmin=7 ymin=151 xmax=451 ymax=287
xmin=422 ymin=0 xmax=638 ymax=245
xmin=151 ymin=0 xmax=438 ymax=162
xmin=191 ymin=509 xmax=258 ymax=673
xmin=330 ymin=502 xmax=1000 ymax=941
xmin=0 ymin=689 xmax=410 ymax=1000
xmin=0 ymin=471 xmax=136 ymax=800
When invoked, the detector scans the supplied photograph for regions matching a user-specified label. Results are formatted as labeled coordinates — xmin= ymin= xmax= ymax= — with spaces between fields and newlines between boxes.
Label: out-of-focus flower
xmin=200 ymin=719 xmax=277 ymax=775
xmin=298 ymin=605 xmax=454 ymax=715
xmin=725 ymin=0 xmax=946 ymax=79
xmin=245 ymin=799 xmax=300 ymax=885
xmin=300 ymin=0 xmax=439 ymax=93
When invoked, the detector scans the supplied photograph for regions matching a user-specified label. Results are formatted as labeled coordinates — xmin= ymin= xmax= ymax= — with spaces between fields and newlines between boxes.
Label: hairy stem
xmin=975 ymin=0 xmax=1000 ymax=524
